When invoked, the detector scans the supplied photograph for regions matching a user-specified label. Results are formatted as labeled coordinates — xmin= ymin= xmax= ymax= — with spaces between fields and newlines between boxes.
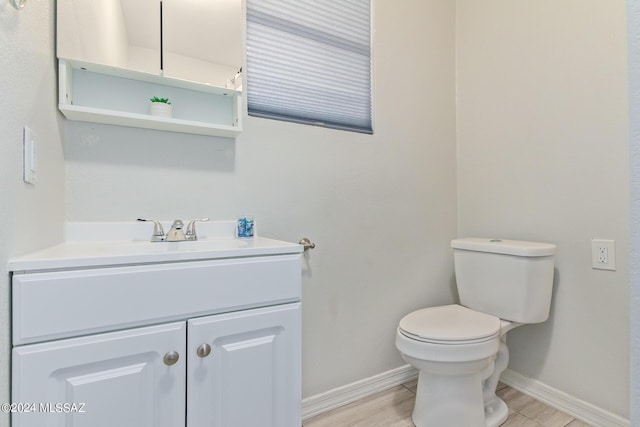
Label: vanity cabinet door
xmin=187 ymin=303 xmax=301 ymax=427
xmin=12 ymin=322 xmax=186 ymax=427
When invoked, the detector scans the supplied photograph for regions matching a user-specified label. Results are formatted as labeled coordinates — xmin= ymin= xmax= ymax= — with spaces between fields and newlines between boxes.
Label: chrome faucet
xmin=138 ymin=218 xmax=210 ymax=242
xmin=165 ymin=220 xmax=186 ymax=242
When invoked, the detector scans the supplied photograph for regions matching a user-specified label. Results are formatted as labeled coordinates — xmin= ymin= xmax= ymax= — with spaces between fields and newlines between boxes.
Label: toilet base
xmin=484 ymin=395 xmax=509 ymax=427
xmin=411 ymin=359 xmax=491 ymax=427
xmin=482 ymin=335 xmax=510 ymax=427
xmin=411 ymin=371 xmax=509 ymax=427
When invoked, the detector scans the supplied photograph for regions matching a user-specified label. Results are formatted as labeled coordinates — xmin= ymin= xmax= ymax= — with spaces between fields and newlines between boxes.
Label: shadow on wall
xmin=505 ymin=267 xmax=560 ymax=378
xmin=60 ymin=120 xmax=235 ymax=172
xmin=449 ymin=272 xmax=460 ymax=303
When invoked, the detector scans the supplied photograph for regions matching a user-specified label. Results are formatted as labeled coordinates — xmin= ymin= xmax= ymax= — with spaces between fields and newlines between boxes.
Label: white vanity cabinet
xmin=10 ymin=240 xmax=302 ymax=427
xmin=13 ymin=322 xmax=187 ymax=427
xmin=187 ymin=304 xmax=301 ymax=427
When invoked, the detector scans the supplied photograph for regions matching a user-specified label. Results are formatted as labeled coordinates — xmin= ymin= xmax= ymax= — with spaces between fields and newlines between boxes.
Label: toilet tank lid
xmin=451 ymin=238 xmax=556 ymax=257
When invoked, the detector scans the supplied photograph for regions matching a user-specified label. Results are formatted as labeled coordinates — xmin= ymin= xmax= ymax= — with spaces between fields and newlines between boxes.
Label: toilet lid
xmin=399 ymin=304 xmax=501 ymax=344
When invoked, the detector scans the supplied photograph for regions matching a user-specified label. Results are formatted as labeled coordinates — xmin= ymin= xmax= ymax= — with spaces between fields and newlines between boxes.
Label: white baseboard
xmin=301 ymin=365 xmax=418 ymax=420
xmin=500 ymin=368 xmax=630 ymax=427
xmin=301 ymin=365 xmax=629 ymax=426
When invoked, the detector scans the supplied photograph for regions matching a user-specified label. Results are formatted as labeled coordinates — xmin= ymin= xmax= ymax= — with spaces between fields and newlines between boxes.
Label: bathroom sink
xmin=81 ymin=237 xmax=255 ymax=258
xmin=115 ymin=237 xmax=253 ymax=253
xmin=9 ymin=221 xmax=302 ymax=272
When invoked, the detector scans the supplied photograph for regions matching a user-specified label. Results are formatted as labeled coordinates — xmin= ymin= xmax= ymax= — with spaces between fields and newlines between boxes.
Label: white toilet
xmin=396 ymin=238 xmax=556 ymax=427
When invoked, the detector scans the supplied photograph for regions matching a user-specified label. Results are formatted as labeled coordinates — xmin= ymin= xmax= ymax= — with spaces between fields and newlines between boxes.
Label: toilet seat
xmin=399 ymin=304 xmax=501 ymax=345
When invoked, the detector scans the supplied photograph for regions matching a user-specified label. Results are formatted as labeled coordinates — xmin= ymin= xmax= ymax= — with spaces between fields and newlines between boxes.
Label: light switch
xmin=23 ymin=126 xmax=37 ymax=184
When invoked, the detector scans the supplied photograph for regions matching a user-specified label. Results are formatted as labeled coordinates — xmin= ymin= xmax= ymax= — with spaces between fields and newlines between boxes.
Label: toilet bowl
xmin=395 ymin=238 xmax=556 ymax=427
xmin=396 ymin=304 xmax=505 ymax=427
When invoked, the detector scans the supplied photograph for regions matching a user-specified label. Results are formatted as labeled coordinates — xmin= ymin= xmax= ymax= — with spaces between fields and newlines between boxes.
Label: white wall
xmin=456 ymin=0 xmax=629 ymax=418
xmin=627 ymin=0 xmax=640 ymax=424
xmin=0 ymin=1 xmax=66 ymax=425
xmin=2 ymin=0 xmax=632 ymax=420
xmin=63 ymin=0 xmax=458 ymax=397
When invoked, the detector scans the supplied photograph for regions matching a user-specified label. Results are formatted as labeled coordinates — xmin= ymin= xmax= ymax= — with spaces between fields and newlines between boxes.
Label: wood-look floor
xmin=303 ymin=380 xmax=592 ymax=427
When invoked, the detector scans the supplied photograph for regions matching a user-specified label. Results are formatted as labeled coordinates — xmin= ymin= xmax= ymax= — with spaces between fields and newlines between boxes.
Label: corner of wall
xmin=627 ymin=1 xmax=640 ymax=423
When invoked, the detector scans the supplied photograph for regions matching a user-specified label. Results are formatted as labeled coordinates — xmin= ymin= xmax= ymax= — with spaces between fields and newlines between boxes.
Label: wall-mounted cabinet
xmin=57 ymin=0 xmax=243 ymax=138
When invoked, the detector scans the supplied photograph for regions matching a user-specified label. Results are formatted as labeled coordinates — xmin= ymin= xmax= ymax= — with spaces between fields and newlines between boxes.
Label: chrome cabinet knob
xmin=196 ymin=343 xmax=212 ymax=358
xmin=163 ymin=351 xmax=180 ymax=366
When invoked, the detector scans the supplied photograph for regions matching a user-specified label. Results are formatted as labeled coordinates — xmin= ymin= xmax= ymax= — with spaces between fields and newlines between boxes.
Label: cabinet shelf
xmin=58 ymin=104 xmax=242 ymax=138
xmin=58 ymin=59 xmax=243 ymax=138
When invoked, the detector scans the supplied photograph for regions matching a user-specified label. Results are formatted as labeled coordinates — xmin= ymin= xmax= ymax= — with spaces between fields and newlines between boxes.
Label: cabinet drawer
xmin=13 ymin=254 xmax=301 ymax=345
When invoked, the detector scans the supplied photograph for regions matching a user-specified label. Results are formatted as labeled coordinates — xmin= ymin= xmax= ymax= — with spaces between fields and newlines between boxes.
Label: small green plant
xmin=150 ymin=96 xmax=171 ymax=104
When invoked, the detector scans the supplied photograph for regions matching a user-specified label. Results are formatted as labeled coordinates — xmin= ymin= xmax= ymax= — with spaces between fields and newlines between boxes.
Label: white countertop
xmin=9 ymin=221 xmax=303 ymax=272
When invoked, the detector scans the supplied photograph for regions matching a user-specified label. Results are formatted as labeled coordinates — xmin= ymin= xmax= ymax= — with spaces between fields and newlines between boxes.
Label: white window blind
xmin=246 ymin=0 xmax=372 ymax=134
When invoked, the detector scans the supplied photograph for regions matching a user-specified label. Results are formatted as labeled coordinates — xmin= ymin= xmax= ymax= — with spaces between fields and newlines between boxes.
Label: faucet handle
xmin=137 ymin=218 xmax=166 ymax=242
xmin=185 ymin=218 xmax=210 ymax=241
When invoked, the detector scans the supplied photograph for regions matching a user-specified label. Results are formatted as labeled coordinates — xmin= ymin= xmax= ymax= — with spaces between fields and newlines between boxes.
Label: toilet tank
xmin=451 ymin=238 xmax=556 ymax=324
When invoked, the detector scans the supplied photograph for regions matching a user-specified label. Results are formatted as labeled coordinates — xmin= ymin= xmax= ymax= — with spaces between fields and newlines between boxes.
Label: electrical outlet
xmin=591 ymin=239 xmax=616 ymax=271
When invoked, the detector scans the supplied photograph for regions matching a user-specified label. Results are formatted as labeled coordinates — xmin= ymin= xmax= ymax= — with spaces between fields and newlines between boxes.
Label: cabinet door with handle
xmin=12 ymin=322 xmax=186 ymax=427
xmin=187 ymin=303 xmax=301 ymax=427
